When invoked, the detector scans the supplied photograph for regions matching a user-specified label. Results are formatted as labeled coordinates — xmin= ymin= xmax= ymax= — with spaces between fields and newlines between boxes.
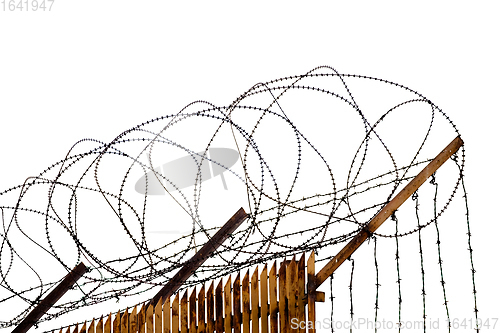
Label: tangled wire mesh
xmin=0 ymin=66 xmax=478 ymax=332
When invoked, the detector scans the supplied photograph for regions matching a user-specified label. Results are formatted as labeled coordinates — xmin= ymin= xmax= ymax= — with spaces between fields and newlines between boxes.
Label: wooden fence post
xmin=148 ymin=208 xmax=248 ymax=308
xmin=12 ymin=262 xmax=87 ymax=333
xmin=314 ymin=136 xmax=464 ymax=288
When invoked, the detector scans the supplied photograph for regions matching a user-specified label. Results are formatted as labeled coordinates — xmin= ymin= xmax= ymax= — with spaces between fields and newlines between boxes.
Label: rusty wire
xmin=0 ymin=66 xmax=478 ymax=331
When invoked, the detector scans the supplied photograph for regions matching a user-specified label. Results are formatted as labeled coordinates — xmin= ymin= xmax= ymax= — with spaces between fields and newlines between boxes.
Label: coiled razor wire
xmin=0 ymin=66 xmax=479 ymax=331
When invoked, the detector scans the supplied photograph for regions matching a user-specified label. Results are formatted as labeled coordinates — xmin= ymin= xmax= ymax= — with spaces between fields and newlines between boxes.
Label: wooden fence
xmin=57 ymin=253 xmax=324 ymax=333
xmin=46 ymin=136 xmax=464 ymax=333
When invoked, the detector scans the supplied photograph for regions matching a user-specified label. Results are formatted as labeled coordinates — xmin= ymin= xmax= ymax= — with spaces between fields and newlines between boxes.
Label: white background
xmin=1 ymin=1 xmax=499 ymax=332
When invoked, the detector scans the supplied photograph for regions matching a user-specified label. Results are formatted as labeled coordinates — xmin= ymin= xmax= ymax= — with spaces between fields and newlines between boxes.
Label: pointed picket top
xmin=154 ymin=296 xmax=162 ymax=333
xmin=224 ymin=277 xmax=232 ymax=333
xmin=130 ymin=306 xmax=138 ymax=333
xmin=197 ymin=286 xmax=206 ymax=333
xmin=269 ymin=262 xmax=278 ymax=333
xmin=233 ymin=273 xmax=242 ymax=333
xmin=279 ymin=259 xmax=288 ymax=333
xmin=260 ymin=264 xmax=269 ymax=333
xmin=207 ymin=281 xmax=215 ymax=333
xmin=215 ymin=279 xmax=224 ymax=333
xmin=104 ymin=314 xmax=111 ymax=333
xmin=242 ymin=270 xmax=250 ymax=333
xmin=88 ymin=319 xmax=95 ymax=333
xmin=138 ymin=304 xmax=146 ymax=333
xmin=146 ymin=302 xmax=154 ymax=333
xmin=163 ymin=297 xmax=171 ymax=333
xmin=97 ymin=316 xmax=104 ymax=333
xmin=189 ymin=288 xmax=197 ymax=333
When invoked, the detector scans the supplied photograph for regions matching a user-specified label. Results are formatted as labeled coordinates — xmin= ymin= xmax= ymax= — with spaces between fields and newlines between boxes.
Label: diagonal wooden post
xmin=12 ymin=263 xmax=88 ymax=333
xmin=314 ymin=136 xmax=464 ymax=288
xmin=148 ymin=207 xmax=249 ymax=308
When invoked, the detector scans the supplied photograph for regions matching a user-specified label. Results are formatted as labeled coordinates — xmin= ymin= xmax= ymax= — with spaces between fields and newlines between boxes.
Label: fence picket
xmin=104 ymin=314 xmax=111 ymax=333
xmin=138 ymin=304 xmax=146 ymax=333
xmin=114 ymin=311 xmax=121 ymax=333
xmin=130 ymin=306 xmax=137 ymax=333
xmin=79 ymin=322 xmax=86 ymax=333
xmin=89 ymin=319 xmax=95 ymax=333
xmin=278 ymin=261 xmax=287 ymax=333
xmin=233 ymin=274 xmax=241 ymax=333
xmin=306 ymin=252 xmax=315 ymax=333
xmin=269 ymin=262 xmax=278 ymax=333
xmin=297 ymin=254 xmax=306 ymax=333
xmin=207 ymin=282 xmax=214 ymax=333
xmin=215 ymin=280 xmax=223 ymax=333
xmin=122 ymin=308 xmax=129 ymax=333
xmin=287 ymin=257 xmax=297 ymax=333
xmin=172 ymin=294 xmax=179 ymax=333
xmin=242 ymin=271 xmax=250 ymax=333
xmin=190 ymin=288 xmax=197 ymax=333
xmin=260 ymin=265 xmax=268 ymax=333
xmin=197 ymin=286 xmax=206 ymax=333
xmin=155 ymin=297 xmax=162 ymax=333
xmin=224 ymin=277 xmax=232 ymax=333
xmin=181 ymin=293 xmax=188 ymax=333
xmin=164 ymin=297 xmax=171 ymax=333
xmin=251 ymin=268 xmax=259 ymax=333
xmin=147 ymin=304 xmax=154 ymax=333
xmin=97 ymin=316 xmax=104 ymax=333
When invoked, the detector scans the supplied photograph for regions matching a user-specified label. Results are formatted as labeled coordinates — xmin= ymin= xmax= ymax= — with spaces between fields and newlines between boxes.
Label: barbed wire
xmin=0 ymin=66 xmax=478 ymax=331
